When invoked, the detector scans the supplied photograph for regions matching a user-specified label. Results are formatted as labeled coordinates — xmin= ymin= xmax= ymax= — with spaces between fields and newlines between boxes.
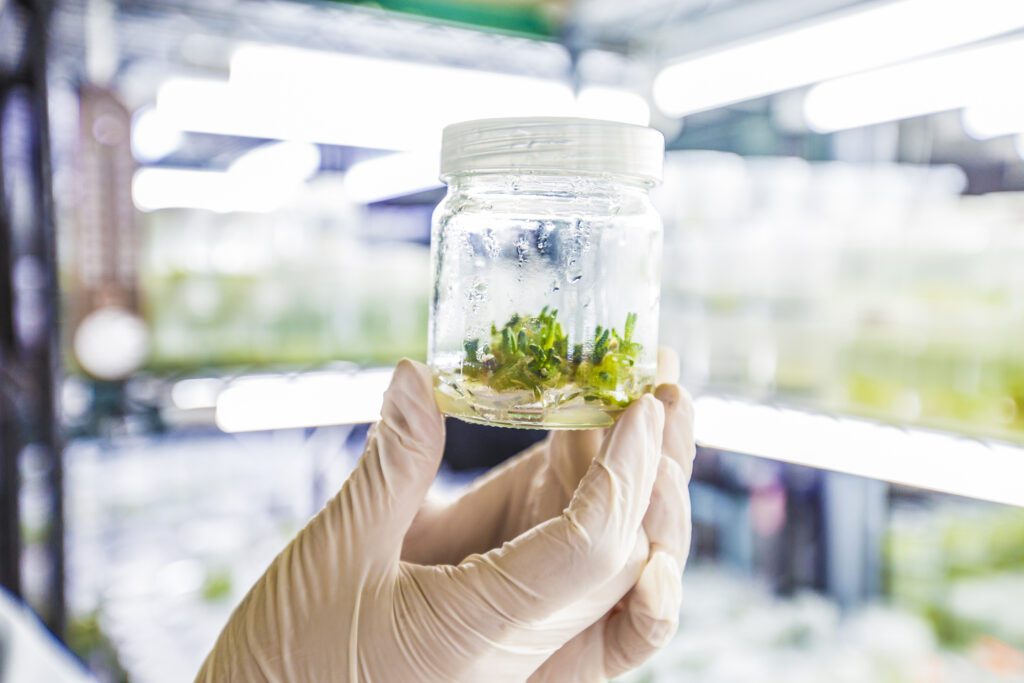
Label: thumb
xmin=340 ymin=359 xmax=445 ymax=569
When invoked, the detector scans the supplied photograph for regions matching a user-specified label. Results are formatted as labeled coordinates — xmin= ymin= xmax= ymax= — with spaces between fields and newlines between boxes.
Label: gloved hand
xmin=197 ymin=357 xmax=690 ymax=682
xmin=402 ymin=348 xmax=695 ymax=681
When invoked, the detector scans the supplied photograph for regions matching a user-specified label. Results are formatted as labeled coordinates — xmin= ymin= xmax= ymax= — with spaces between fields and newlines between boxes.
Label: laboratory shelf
xmin=195 ymin=367 xmax=1024 ymax=507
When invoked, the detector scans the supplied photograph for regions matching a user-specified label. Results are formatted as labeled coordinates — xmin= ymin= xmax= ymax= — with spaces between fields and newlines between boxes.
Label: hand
xmin=403 ymin=348 xmax=695 ymax=681
xmin=197 ymin=359 xmax=670 ymax=682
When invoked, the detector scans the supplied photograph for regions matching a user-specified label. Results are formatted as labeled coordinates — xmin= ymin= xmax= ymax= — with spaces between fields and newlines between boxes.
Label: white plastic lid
xmin=440 ymin=117 xmax=665 ymax=184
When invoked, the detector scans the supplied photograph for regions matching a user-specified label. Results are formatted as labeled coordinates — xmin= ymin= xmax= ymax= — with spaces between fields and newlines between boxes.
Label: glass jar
xmin=429 ymin=117 xmax=665 ymax=429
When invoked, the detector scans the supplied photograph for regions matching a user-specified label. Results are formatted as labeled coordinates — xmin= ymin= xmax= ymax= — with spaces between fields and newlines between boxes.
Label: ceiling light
xmin=132 ymin=141 xmax=320 ymax=212
xmin=653 ymin=0 xmax=1024 ymax=117
xmin=575 ymin=87 xmax=651 ymax=126
xmin=803 ymin=38 xmax=1024 ymax=132
xmin=156 ymin=47 xmax=577 ymax=152
xmin=130 ymin=106 xmax=183 ymax=162
xmin=962 ymin=99 xmax=1024 ymax=140
xmin=344 ymin=152 xmax=441 ymax=204
xmin=229 ymin=141 xmax=321 ymax=185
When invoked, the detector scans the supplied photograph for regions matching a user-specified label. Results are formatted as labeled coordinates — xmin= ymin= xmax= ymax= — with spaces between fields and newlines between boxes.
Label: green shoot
xmin=461 ymin=309 xmax=646 ymax=410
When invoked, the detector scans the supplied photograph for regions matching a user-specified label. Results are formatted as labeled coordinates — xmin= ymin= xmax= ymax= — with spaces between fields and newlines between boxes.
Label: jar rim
xmin=440 ymin=117 xmax=664 ymax=185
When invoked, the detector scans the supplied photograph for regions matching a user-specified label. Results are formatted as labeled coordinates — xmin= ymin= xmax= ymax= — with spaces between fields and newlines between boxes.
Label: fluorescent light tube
xmin=133 ymin=141 xmax=320 ymax=212
xmin=215 ymin=369 xmax=394 ymax=432
xmin=156 ymin=47 xmax=577 ymax=152
xmin=654 ymin=0 xmax=1024 ymax=117
xmin=576 ymin=87 xmax=651 ymax=126
xmin=344 ymin=152 xmax=441 ymax=204
xmin=803 ymin=38 xmax=1024 ymax=132
xmin=131 ymin=106 xmax=183 ymax=162
xmin=962 ymin=99 xmax=1024 ymax=140
xmin=171 ymin=378 xmax=223 ymax=411
xmin=156 ymin=46 xmax=648 ymax=152
xmin=229 ymin=141 xmax=320 ymax=182
xmin=695 ymin=396 xmax=1024 ymax=508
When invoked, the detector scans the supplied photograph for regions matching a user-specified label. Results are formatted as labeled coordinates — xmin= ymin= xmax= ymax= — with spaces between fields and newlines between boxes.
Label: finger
xmin=454 ymin=395 xmax=664 ymax=631
xmin=336 ymin=359 xmax=445 ymax=569
xmin=401 ymin=440 xmax=549 ymax=565
xmin=530 ymin=428 xmax=606 ymax=522
xmin=642 ymin=457 xmax=692 ymax=568
xmin=603 ymin=550 xmax=683 ymax=677
xmin=654 ymin=383 xmax=696 ymax=480
xmin=532 ymin=346 xmax=679 ymax=525
xmin=655 ymin=346 xmax=680 ymax=386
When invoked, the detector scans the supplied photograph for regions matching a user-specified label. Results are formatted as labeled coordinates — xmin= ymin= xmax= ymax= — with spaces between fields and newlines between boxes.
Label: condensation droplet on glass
xmin=515 ymin=235 xmax=530 ymax=265
xmin=536 ymin=221 xmax=555 ymax=255
xmin=482 ymin=230 xmax=500 ymax=259
xmin=468 ymin=279 xmax=488 ymax=311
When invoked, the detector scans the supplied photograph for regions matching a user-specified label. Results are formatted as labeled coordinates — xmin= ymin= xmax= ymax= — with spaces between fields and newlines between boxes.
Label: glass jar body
xmin=429 ymin=172 xmax=663 ymax=429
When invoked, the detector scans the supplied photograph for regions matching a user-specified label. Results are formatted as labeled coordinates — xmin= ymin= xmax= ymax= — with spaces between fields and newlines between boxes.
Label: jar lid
xmin=440 ymin=117 xmax=665 ymax=184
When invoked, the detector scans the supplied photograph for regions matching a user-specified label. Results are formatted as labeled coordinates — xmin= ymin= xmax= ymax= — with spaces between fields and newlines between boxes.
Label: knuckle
xmin=565 ymin=510 xmax=627 ymax=578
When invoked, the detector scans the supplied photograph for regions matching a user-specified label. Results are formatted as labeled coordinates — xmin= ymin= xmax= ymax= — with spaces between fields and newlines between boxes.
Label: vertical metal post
xmin=27 ymin=0 xmax=65 ymax=637
xmin=822 ymin=471 xmax=888 ymax=608
xmin=0 ymin=0 xmax=64 ymax=636
xmin=0 ymin=79 xmax=21 ymax=598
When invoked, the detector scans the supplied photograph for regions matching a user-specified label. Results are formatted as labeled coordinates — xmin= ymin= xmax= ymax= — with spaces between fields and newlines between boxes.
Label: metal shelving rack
xmin=0 ymin=0 xmax=65 ymax=637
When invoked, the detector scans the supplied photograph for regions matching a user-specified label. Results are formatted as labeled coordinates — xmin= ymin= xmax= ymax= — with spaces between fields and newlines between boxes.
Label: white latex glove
xmin=197 ymin=359 xmax=672 ymax=682
xmin=403 ymin=348 xmax=695 ymax=681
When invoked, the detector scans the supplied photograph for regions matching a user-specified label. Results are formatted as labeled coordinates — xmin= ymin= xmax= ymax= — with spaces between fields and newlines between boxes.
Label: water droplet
xmin=482 ymin=230 xmax=500 ymax=259
xmin=515 ymin=235 xmax=530 ymax=264
xmin=536 ymin=222 xmax=554 ymax=255
xmin=569 ymin=274 xmax=583 ymax=284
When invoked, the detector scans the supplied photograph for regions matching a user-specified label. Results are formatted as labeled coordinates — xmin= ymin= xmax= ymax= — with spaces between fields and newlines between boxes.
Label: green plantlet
xmin=461 ymin=308 xmax=647 ymax=412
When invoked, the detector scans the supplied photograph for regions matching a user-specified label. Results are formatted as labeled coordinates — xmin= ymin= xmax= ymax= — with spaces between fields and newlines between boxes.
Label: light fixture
xmin=170 ymin=378 xmax=223 ymax=411
xmin=130 ymin=106 xmax=183 ymax=162
xmin=156 ymin=45 xmax=650 ymax=154
xmin=653 ymin=0 xmax=1024 ymax=117
xmin=803 ymin=38 xmax=1024 ymax=132
xmin=133 ymin=168 xmax=234 ymax=213
xmin=215 ymin=369 xmax=394 ymax=432
xmin=694 ymin=396 xmax=1024 ymax=508
xmin=132 ymin=141 xmax=320 ymax=212
xmin=156 ymin=46 xmax=578 ymax=152
xmin=132 ymin=167 xmax=292 ymax=213
xmin=962 ymin=99 xmax=1024 ymax=140
xmin=344 ymin=152 xmax=442 ymax=204
xmin=229 ymin=140 xmax=320 ymax=181
xmin=576 ymin=87 xmax=651 ymax=126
